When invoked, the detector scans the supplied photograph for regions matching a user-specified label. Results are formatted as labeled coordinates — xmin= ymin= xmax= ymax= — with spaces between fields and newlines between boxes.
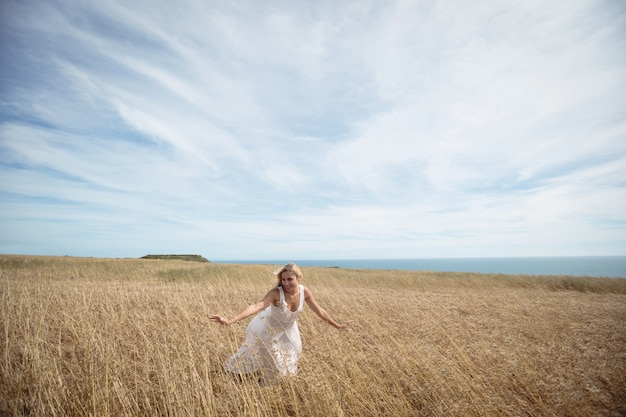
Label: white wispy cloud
xmin=1 ymin=0 xmax=624 ymax=259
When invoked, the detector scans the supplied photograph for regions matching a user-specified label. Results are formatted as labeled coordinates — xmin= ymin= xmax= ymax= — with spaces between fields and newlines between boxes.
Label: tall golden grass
xmin=1 ymin=255 xmax=625 ymax=416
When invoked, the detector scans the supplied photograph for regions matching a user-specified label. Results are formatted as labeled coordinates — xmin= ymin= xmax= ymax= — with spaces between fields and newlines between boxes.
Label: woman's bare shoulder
xmin=263 ymin=287 xmax=280 ymax=300
xmin=303 ymin=285 xmax=313 ymax=298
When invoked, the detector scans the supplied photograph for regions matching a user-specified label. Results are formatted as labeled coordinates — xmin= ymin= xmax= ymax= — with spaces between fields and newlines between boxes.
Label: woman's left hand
xmin=337 ymin=320 xmax=354 ymax=331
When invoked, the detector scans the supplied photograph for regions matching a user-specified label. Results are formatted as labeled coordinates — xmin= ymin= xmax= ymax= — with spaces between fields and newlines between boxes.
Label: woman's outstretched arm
xmin=210 ymin=288 xmax=278 ymax=326
xmin=304 ymin=287 xmax=354 ymax=330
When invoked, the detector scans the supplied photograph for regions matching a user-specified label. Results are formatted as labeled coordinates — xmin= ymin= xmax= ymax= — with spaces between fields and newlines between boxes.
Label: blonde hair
xmin=274 ymin=263 xmax=303 ymax=286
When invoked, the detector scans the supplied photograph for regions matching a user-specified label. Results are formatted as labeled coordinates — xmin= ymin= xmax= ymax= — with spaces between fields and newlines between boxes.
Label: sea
xmin=213 ymin=256 xmax=626 ymax=278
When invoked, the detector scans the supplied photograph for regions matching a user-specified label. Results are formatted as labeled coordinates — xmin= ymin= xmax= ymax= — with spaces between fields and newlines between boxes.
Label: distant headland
xmin=140 ymin=254 xmax=209 ymax=262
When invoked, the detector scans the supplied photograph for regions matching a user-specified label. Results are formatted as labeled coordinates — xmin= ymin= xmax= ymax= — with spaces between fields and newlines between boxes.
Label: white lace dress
xmin=225 ymin=285 xmax=305 ymax=378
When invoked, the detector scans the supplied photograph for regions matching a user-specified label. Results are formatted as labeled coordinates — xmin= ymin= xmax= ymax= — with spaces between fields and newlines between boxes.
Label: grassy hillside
xmin=1 ymin=255 xmax=625 ymax=416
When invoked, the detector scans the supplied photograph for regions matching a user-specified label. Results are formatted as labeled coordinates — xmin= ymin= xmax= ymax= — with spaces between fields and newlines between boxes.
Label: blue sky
xmin=1 ymin=0 xmax=625 ymax=260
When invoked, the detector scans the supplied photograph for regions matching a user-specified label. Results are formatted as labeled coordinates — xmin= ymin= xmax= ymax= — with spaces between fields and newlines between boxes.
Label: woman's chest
xmin=281 ymin=290 xmax=302 ymax=312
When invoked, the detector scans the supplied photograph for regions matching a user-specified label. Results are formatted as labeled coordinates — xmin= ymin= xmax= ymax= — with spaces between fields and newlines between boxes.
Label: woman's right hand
xmin=210 ymin=315 xmax=230 ymax=325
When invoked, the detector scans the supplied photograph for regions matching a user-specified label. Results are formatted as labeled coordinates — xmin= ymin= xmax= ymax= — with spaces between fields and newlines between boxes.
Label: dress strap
xmin=278 ymin=286 xmax=285 ymax=303
xmin=298 ymin=285 xmax=305 ymax=310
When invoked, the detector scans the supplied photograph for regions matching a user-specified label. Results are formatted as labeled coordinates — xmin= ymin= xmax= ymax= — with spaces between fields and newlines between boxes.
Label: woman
xmin=210 ymin=263 xmax=353 ymax=383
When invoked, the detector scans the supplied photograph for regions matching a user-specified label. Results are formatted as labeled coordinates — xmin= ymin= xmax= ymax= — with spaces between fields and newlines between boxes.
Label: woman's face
xmin=281 ymin=271 xmax=299 ymax=293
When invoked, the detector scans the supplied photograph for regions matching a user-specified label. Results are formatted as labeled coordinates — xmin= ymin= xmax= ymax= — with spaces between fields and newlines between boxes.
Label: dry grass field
xmin=1 ymin=255 xmax=625 ymax=416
